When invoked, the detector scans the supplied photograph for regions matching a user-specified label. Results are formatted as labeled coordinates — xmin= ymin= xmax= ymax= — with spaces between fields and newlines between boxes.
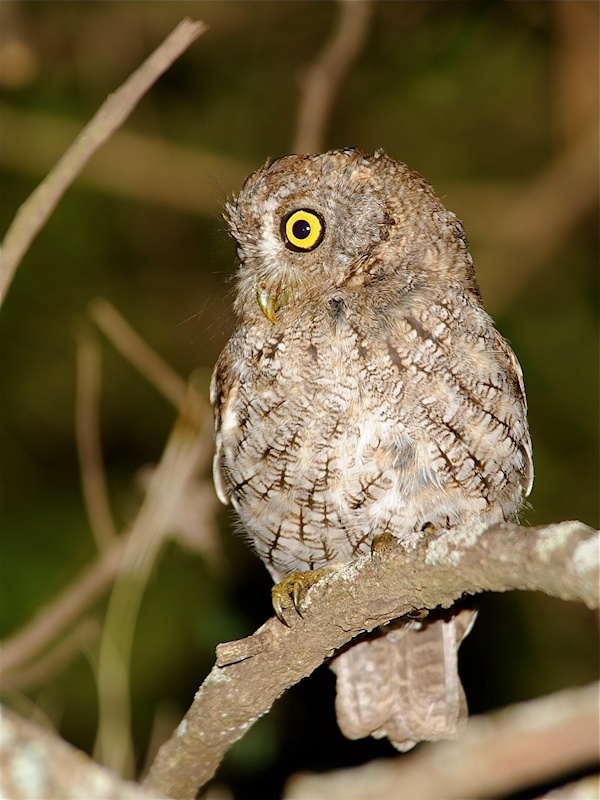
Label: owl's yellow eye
xmin=282 ymin=209 xmax=325 ymax=252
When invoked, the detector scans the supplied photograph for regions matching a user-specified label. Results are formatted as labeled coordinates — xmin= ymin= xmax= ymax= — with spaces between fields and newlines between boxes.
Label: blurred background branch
xmin=88 ymin=299 xmax=190 ymax=410
xmin=93 ymin=383 xmax=213 ymax=778
xmin=75 ymin=321 xmax=118 ymax=551
xmin=0 ymin=706 xmax=161 ymax=800
xmin=0 ymin=104 xmax=250 ymax=218
xmin=0 ymin=18 xmax=206 ymax=305
xmin=293 ymin=0 xmax=373 ymax=154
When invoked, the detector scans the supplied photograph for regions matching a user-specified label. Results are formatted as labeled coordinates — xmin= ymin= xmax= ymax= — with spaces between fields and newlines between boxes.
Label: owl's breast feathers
xmin=211 ymin=290 xmax=532 ymax=579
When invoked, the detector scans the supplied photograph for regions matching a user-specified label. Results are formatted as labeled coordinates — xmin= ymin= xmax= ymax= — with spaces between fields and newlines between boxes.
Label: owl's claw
xmin=272 ymin=567 xmax=336 ymax=625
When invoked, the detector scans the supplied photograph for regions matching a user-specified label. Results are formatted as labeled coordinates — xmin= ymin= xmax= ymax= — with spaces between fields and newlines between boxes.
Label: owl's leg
xmin=272 ymin=567 xmax=338 ymax=624
xmin=371 ymin=521 xmax=443 ymax=556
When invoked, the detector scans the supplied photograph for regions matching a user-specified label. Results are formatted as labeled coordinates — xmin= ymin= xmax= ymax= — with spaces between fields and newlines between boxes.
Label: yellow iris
xmin=283 ymin=209 xmax=325 ymax=252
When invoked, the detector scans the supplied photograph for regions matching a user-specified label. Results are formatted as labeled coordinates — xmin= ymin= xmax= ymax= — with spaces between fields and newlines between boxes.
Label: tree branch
xmin=0 ymin=706 xmax=163 ymax=800
xmin=0 ymin=104 xmax=250 ymax=217
xmin=0 ymin=386 xmax=214 ymax=688
xmin=143 ymin=520 xmax=599 ymax=799
xmin=88 ymin=298 xmax=189 ymax=411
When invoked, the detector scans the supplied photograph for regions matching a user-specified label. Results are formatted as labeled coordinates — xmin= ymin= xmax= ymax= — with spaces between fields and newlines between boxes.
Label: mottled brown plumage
xmin=211 ymin=149 xmax=533 ymax=750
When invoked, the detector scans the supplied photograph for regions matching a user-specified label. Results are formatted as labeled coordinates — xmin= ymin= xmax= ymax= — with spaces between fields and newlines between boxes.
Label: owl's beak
xmin=256 ymin=287 xmax=279 ymax=324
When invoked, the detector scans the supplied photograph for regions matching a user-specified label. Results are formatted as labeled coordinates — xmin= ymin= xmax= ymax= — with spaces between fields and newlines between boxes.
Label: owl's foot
xmin=370 ymin=530 xmax=397 ymax=555
xmin=420 ymin=521 xmax=438 ymax=534
xmin=272 ymin=567 xmax=336 ymax=624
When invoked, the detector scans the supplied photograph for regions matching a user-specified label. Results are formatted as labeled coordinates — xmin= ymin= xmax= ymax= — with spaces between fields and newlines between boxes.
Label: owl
xmin=211 ymin=149 xmax=533 ymax=750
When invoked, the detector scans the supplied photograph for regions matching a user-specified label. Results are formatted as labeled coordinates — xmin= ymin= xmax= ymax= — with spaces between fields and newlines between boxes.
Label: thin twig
xmin=89 ymin=299 xmax=189 ymax=411
xmin=0 ymin=18 xmax=206 ymax=307
xmin=293 ymin=0 xmax=372 ymax=154
xmin=75 ymin=321 xmax=118 ymax=550
xmin=0 ymin=390 xmax=213 ymax=686
xmin=143 ymin=520 xmax=599 ymax=799
xmin=94 ymin=387 xmax=213 ymax=777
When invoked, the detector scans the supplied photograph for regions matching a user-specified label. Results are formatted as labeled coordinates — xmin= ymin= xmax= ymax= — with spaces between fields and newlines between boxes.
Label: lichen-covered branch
xmin=143 ymin=520 xmax=599 ymax=799
xmin=0 ymin=707 xmax=162 ymax=800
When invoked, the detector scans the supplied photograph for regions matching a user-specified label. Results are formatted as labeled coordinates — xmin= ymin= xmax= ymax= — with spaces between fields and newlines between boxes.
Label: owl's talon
xmin=273 ymin=598 xmax=291 ymax=626
xmin=271 ymin=567 xmax=336 ymax=624
xmin=292 ymin=582 xmax=305 ymax=617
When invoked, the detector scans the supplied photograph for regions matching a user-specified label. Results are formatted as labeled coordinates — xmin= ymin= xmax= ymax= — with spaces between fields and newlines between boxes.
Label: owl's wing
xmin=209 ymin=346 xmax=238 ymax=506
xmin=494 ymin=330 xmax=534 ymax=498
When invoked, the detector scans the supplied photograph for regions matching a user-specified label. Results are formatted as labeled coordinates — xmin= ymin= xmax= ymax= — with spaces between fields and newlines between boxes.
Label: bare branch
xmin=0 ymin=388 xmax=214 ymax=687
xmin=143 ymin=520 xmax=599 ymax=799
xmin=75 ymin=321 xmax=118 ymax=550
xmin=286 ymin=682 xmax=600 ymax=800
xmin=293 ymin=0 xmax=372 ymax=154
xmin=1 ymin=618 xmax=99 ymax=692
xmin=0 ymin=18 xmax=206 ymax=307
xmin=0 ymin=535 xmax=127 ymax=680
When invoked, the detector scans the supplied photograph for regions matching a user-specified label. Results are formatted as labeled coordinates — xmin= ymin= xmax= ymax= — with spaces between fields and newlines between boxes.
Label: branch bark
xmin=143 ymin=520 xmax=599 ymax=799
xmin=0 ymin=706 xmax=162 ymax=800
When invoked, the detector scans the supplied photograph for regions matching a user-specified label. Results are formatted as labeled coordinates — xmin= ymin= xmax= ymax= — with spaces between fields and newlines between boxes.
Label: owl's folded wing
xmin=209 ymin=346 xmax=239 ymax=506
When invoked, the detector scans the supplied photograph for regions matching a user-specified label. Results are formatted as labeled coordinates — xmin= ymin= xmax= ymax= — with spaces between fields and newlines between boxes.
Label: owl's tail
xmin=330 ymin=609 xmax=476 ymax=751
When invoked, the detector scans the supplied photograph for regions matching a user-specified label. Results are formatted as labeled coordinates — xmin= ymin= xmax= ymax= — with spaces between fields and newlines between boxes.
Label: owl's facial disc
xmin=254 ymin=208 xmax=326 ymax=323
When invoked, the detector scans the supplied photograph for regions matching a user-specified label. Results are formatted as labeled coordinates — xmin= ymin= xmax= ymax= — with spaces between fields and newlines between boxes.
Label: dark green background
xmin=1 ymin=3 xmax=598 ymax=798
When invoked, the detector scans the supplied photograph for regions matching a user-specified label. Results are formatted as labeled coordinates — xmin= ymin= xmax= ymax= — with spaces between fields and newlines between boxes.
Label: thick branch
xmin=143 ymin=520 xmax=599 ymax=799
xmin=0 ymin=706 xmax=162 ymax=800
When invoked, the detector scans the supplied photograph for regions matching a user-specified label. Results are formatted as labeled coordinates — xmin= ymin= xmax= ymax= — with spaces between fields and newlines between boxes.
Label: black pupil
xmin=292 ymin=219 xmax=311 ymax=240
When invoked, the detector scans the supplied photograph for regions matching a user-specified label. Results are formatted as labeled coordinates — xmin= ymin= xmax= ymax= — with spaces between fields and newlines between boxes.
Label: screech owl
xmin=211 ymin=148 xmax=533 ymax=750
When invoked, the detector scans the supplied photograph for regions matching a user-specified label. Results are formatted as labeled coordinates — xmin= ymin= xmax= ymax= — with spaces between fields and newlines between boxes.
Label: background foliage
xmin=1 ymin=3 xmax=598 ymax=798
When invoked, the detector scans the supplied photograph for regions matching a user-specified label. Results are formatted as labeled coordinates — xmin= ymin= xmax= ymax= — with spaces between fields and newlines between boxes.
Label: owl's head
xmin=226 ymin=149 xmax=479 ymax=324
